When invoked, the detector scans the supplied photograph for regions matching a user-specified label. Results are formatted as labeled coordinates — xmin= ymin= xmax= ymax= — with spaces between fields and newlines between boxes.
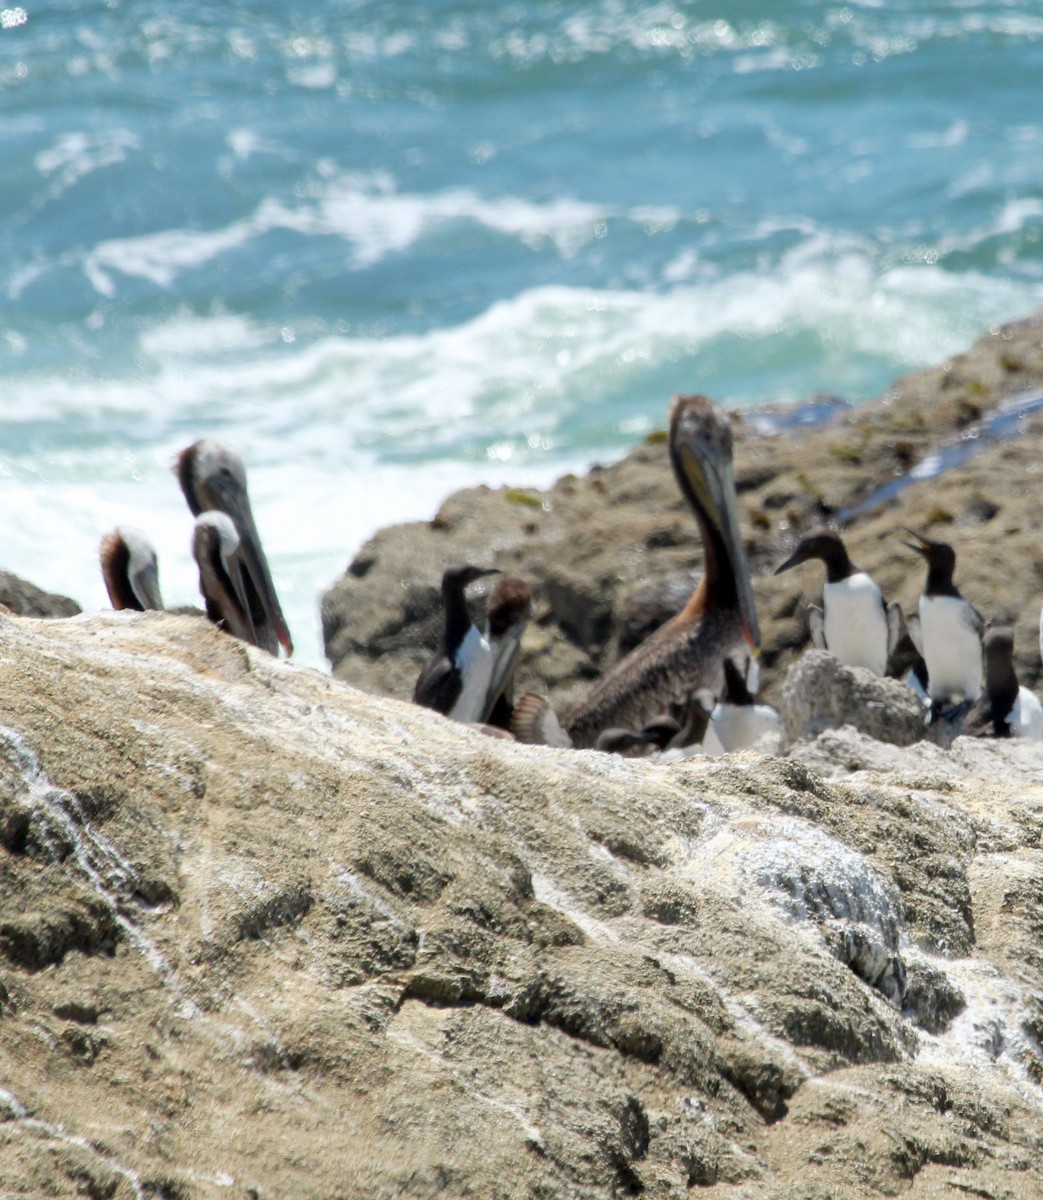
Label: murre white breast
xmin=904 ymin=529 xmax=983 ymax=706
xmin=822 ymin=572 xmax=889 ymax=677
xmin=448 ymin=623 xmax=496 ymax=722
xmin=775 ymin=528 xmax=889 ymax=677
xmin=918 ymin=593 xmax=983 ymax=703
xmin=1008 ymin=687 xmax=1043 ymax=740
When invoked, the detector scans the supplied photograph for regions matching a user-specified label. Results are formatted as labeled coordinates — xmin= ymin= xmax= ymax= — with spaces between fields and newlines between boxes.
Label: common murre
xmin=903 ymin=529 xmax=983 ymax=706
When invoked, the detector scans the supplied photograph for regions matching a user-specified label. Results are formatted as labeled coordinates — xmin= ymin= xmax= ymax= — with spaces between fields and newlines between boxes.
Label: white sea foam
xmin=33 ymin=128 xmax=138 ymax=193
xmin=3 ymin=238 xmax=1043 ymax=670
xmin=77 ymin=174 xmax=616 ymax=288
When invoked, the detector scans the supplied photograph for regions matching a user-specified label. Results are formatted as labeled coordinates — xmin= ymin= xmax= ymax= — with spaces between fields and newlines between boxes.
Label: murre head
xmin=902 ymin=528 xmax=959 ymax=595
xmin=774 ymin=528 xmax=854 ymax=584
xmin=442 ymin=563 xmax=501 ymax=596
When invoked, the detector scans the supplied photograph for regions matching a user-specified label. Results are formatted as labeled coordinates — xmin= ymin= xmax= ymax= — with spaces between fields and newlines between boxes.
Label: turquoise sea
xmin=3 ymin=1 xmax=1043 ymax=667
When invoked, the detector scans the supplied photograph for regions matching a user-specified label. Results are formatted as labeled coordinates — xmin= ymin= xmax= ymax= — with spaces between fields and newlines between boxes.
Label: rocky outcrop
xmin=322 ymin=314 xmax=1043 ymax=715
xmin=0 ymin=570 xmax=80 ymax=618
xmin=1 ymin=609 xmax=1043 ymax=1197
xmin=780 ymin=650 xmax=926 ymax=749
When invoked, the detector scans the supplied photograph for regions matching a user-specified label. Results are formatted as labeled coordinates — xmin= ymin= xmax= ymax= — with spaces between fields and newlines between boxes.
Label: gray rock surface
xmin=0 ymin=570 xmax=80 ymax=618
xmin=0 ymin=609 xmax=1042 ymax=1198
xmin=780 ymin=650 xmax=927 ymax=749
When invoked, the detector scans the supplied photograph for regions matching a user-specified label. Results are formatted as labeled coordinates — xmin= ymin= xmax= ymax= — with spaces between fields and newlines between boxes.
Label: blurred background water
xmin=3 ymin=0 xmax=1043 ymax=667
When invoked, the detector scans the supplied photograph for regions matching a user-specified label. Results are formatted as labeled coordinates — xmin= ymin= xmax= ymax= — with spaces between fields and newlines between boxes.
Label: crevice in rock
xmin=0 ymin=897 xmax=120 ymax=972
xmin=233 ymin=881 xmax=314 ymax=943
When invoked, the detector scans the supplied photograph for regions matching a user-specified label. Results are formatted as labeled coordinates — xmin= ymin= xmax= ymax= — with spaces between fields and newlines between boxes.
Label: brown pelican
xmin=482 ymin=573 xmax=533 ymax=730
xmin=413 ymin=564 xmax=501 ymax=720
xmin=191 ymin=512 xmax=257 ymax=646
xmin=99 ymin=526 xmax=164 ymax=612
xmin=561 ymin=394 xmax=761 ymax=748
xmin=176 ymin=439 xmax=293 ymax=657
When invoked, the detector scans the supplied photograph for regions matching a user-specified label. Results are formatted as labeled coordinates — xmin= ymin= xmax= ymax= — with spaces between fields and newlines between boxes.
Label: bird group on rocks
xmin=408 ymin=394 xmax=1043 ymax=754
xmin=774 ymin=522 xmax=1043 ymax=743
xmin=100 ymin=439 xmax=293 ymax=659
xmin=100 ymin=403 xmax=1043 ymax=756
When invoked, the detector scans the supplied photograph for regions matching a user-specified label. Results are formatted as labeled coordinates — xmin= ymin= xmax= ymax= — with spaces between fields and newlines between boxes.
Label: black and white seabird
xmin=482 ymin=574 xmax=533 ymax=731
xmin=191 ymin=512 xmax=258 ymax=646
xmin=903 ymin=529 xmax=983 ymax=705
xmin=559 ymin=394 xmax=761 ymax=749
xmin=176 ymin=439 xmax=293 ymax=657
xmin=774 ymin=528 xmax=889 ymax=677
xmin=964 ymin=624 xmax=1043 ymax=739
xmin=99 ymin=526 xmax=164 ymax=612
xmin=413 ymin=564 xmax=501 ymax=722
xmin=700 ymin=656 xmax=780 ymax=755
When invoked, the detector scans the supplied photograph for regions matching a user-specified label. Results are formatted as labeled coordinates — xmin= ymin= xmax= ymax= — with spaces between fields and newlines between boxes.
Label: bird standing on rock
xmin=774 ymin=528 xmax=889 ymax=677
xmin=964 ymin=624 xmax=1043 ymax=739
xmin=99 ymin=526 xmax=164 ymax=612
xmin=482 ymin=574 xmax=533 ymax=731
xmin=559 ymin=394 xmax=762 ymax=749
xmin=903 ymin=529 xmax=983 ymax=706
xmin=413 ymin=564 xmax=502 ymax=722
xmin=701 ymin=656 xmax=781 ymax=754
xmin=176 ymin=439 xmax=293 ymax=657
xmin=191 ymin=512 xmax=257 ymax=645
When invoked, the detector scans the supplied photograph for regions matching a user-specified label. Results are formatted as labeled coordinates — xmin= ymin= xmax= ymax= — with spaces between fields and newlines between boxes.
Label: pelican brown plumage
xmin=99 ymin=526 xmax=164 ymax=612
xmin=482 ymin=573 xmax=533 ymax=730
xmin=191 ymin=512 xmax=257 ymax=646
xmin=562 ymin=394 xmax=761 ymax=748
xmin=176 ymin=439 xmax=293 ymax=657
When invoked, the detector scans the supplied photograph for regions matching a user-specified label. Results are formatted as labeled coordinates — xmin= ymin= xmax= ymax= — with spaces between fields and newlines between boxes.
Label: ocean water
xmin=3 ymin=0 xmax=1043 ymax=669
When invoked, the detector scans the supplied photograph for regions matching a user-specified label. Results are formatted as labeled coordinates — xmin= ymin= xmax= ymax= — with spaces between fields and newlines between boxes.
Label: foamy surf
xmin=3 ymin=245 xmax=1043 ymax=670
xmin=4 ymin=0 xmax=1043 ymax=672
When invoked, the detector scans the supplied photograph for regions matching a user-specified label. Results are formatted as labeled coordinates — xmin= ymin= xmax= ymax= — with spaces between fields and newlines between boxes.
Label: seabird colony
xmin=99 ymin=397 xmax=1043 ymax=751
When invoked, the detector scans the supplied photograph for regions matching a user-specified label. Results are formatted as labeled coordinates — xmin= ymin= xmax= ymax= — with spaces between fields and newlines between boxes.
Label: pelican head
xmin=669 ymin=395 xmax=761 ymax=653
xmin=482 ymin=573 xmax=533 ymax=724
xmin=99 ymin=526 xmax=164 ymax=612
xmin=176 ymin=439 xmax=293 ymax=656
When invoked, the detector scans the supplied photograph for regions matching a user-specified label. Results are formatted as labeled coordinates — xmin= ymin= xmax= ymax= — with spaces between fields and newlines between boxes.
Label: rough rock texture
xmin=1 ymin=609 xmax=1043 ymax=1198
xmin=322 ymin=313 xmax=1043 ymax=714
xmin=780 ymin=650 xmax=926 ymax=750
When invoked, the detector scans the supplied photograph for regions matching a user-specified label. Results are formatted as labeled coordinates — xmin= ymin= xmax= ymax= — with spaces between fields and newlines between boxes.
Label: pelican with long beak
xmin=176 ymin=439 xmax=293 ymax=657
xmin=562 ymin=394 xmax=761 ymax=749
xmin=191 ymin=512 xmax=258 ymax=646
xmin=99 ymin=526 xmax=164 ymax=612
